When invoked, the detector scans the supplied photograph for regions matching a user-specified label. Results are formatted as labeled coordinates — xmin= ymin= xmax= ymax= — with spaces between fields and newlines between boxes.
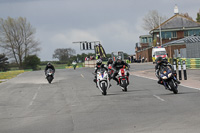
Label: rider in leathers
xmin=112 ymin=56 xmax=130 ymax=85
xmin=45 ymin=62 xmax=55 ymax=78
xmin=155 ymin=57 xmax=180 ymax=85
xmin=107 ymin=58 xmax=113 ymax=66
xmin=93 ymin=59 xmax=108 ymax=87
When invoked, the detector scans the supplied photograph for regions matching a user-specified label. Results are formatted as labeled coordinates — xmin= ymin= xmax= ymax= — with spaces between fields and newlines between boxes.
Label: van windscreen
xmin=155 ymin=51 xmax=166 ymax=55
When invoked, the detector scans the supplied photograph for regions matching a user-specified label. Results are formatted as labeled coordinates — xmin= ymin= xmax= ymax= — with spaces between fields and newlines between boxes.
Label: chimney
xmin=174 ymin=4 xmax=179 ymax=14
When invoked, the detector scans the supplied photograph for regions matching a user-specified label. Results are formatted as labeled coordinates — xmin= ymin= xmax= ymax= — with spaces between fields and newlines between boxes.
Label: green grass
xmin=0 ymin=70 xmax=25 ymax=83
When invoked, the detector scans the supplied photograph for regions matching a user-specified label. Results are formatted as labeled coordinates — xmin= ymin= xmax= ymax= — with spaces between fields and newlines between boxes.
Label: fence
xmin=175 ymin=58 xmax=200 ymax=69
xmin=84 ymin=60 xmax=96 ymax=67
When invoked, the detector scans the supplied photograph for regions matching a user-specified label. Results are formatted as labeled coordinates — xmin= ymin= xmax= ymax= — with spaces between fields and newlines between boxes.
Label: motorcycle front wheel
xmin=101 ymin=82 xmax=107 ymax=95
xmin=47 ymin=76 xmax=53 ymax=84
xmin=168 ymin=80 xmax=178 ymax=94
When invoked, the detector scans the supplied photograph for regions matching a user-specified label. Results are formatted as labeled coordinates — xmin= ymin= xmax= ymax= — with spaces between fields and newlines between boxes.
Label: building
xmin=150 ymin=14 xmax=200 ymax=46
xmin=135 ymin=5 xmax=200 ymax=62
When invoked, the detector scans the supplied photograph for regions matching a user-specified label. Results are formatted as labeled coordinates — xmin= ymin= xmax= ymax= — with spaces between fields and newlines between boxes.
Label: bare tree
xmin=0 ymin=17 xmax=40 ymax=69
xmin=181 ymin=13 xmax=193 ymax=20
xmin=53 ymin=48 xmax=76 ymax=62
xmin=142 ymin=10 xmax=168 ymax=31
xmin=197 ymin=9 xmax=200 ymax=22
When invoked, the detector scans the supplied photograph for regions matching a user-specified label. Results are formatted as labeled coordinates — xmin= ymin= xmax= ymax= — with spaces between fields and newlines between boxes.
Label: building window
xmin=165 ymin=32 xmax=171 ymax=39
xmin=184 ymin=30 xmax=200 ymax=37
xmin=161 ymin=32 xmax=171 ymax=39
xmin=193 ymin=29 xmax=200 ymax=36
xmin=142 ymin=37 xmax=147 ymax=43
xmin=172 ymin=31 xmax=177 ymax=38
xmin=188 ymin=30 xmax=193 ymax=36
xmin=184 ymin=31 xmax=188 ymax=37
xmin=148 ymin=38 xmax=152 ymax=43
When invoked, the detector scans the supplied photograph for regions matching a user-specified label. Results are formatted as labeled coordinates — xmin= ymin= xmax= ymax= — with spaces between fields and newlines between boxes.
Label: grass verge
xmin=0 ymin=70 xmax=25 ymax=83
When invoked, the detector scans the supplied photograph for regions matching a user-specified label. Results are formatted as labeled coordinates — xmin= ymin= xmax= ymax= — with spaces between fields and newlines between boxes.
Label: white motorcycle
xmin=96 ymin=68 xmax=110 ymax=95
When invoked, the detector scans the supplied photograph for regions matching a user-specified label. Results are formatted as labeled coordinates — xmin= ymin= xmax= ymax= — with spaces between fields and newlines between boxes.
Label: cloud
xmin=1 ymin=0 xmax=200 ymax=60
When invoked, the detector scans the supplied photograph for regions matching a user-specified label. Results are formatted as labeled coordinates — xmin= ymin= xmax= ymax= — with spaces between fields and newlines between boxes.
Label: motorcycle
xmin=118 ymin=66 xmax=129 ymax=92
xmin=46 ymin=68 xmax=54 ymax=84
xmin=72 ymin=61 xmax=77 ymax=70
xmin=160 ymin=65 xmax=178 ymax=94
xmin=96 ymin=68 xmax=110 ymax=95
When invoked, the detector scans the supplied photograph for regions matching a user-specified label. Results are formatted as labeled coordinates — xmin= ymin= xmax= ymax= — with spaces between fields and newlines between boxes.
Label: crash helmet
xmin=47 ymin=62 xmax=51 ymax=66
xmin=96 ymin=59 xmax=102 ymax=65
xmin=156 ymin=57 xmax=163 ymax=64
xmin=108 ymin=58 xmax=113 ymax=62
xmin=117 ymin=56 xmax=122 ymax=62
xmin=163 ymin=57 xmax=168 ymax=62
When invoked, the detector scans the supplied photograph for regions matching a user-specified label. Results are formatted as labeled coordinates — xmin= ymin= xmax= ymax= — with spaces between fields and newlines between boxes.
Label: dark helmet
xmin=163 ymin=57 xmax=168 ymax=61
xmin=96 ymin=59 xmax=102 ymax=65
xmin=156 ymin=57 xmax=163 ymax=64
xmin=117 ymin=56 xmax=122 ymax=62
xmin=108 ymin=58 xmax=113 ymax=62
xmin=47 ymin=62 xmax=51 ymax=65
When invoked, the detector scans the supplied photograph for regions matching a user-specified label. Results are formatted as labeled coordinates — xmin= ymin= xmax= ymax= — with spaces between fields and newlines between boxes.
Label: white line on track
xmin=81 ymin=74 xmax=84 ymax=78
xmin=153 ymin=95 xmax=165 ymax=102
xmin=29 ymin=86 xmax=41 ymax=107
xmin=133 ymin=74 xmax=200 ymax=90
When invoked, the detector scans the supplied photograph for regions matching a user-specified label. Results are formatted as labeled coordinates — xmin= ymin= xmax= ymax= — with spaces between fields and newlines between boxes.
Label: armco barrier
xmin=84 ymin=60 xmax=96 ymax=67
xmin=179 ymin=58 xmax=200 ymax=69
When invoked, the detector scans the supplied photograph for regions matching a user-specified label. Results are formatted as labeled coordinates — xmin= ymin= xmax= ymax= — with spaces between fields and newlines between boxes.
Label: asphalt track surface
xmin=0 ymin=64 xmax=200 ymax=133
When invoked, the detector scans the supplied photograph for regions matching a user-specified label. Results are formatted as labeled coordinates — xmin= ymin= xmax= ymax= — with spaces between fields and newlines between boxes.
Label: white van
xmin=152 ymin=46 xmax=167 ymax=63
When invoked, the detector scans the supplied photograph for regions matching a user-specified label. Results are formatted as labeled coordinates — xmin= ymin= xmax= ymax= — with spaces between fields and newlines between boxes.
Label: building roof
xmin=150 ymin=14 xmax=200 ymax=33
xmin=163 ymin=35 xmax=200 ymax=46
xmin=139 ymin=35 xmax=152 ymax=38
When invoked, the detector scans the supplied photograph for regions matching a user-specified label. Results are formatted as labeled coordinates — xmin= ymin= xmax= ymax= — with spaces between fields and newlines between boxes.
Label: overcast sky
xmin=0 ymin=0 xmax=200 ymax=61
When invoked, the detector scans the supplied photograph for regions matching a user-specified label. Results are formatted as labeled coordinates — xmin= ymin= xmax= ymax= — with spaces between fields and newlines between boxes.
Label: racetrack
xmin=0 ymin=64 xmax=200 ymax=133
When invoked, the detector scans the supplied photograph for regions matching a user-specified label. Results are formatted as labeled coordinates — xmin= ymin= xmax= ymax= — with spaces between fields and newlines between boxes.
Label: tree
xmin=196 ymin=9 xmax=200 ymax=22
xmin=0 ymin=54 xmax=9 ymax=71
xmin=23 ymin=55 xmax=40 ymax=70
xmin=0 ymin=17 xmax=40 ymax=69
xmin=53 ymin=48 xmax=76 ymax=62
xmin=142 ymin=10 xmax=168 ymax=31
xmin=181 ymin=13 xmax=193 ymax=20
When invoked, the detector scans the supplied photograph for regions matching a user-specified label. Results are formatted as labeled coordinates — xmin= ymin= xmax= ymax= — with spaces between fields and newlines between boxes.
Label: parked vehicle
xmin=152 ymin=46 xmax=168 ymax=64
xmin=118 ymin=66 xmax=129 ymax=92
xmin=160 ymin=65 xmax=178 ymax=94
xmin=46 ymin=68 xmax=54 ymax=84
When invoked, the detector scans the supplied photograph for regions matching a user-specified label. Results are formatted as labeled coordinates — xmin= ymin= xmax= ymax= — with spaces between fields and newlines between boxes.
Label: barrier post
xmin=182 ymin=60 xmax=187 ymax=80
xmin=173 ymin=61 xmax=177 ymax=79
xmin=178 ymin=61 xmax=182 ymax=80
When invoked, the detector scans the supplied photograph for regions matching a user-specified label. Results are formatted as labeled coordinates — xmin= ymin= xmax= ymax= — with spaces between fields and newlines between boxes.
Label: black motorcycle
xmin=46 ymin=68 xmax=54 ymax=84
xmin=160 ymin=65 xmax=178 ymax=94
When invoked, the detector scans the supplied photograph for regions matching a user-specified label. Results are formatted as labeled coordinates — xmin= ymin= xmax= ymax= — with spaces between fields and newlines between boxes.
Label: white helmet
xmin=96 ymin=59 xmax=102 ymax=65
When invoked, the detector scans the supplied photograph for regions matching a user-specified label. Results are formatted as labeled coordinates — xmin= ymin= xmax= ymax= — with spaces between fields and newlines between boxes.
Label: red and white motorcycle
xmin=118 ymin=66 xmax=129 ymax=91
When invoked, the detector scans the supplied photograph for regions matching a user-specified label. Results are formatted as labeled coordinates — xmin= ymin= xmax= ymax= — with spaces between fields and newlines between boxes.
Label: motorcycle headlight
xmin=162 ymin=76 xmax=167 ymax=79
xmin=168 ymin=73 xmax=172 ymax=77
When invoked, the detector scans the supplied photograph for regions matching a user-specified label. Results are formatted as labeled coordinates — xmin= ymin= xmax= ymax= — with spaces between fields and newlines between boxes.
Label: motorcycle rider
xmin=72 ymin=60 xmax=77 ymax=70
xmin=107 ymin=58 xmax=113 ymax=66
xmin=93 ymin=59 xmax=108 ymax=87
xmin=45 ymin=62 xmax=55 ymax=78
xmin=112 ymin=56 xmax=130 ymax=85
xmin=155 ymin=57 xmax=180 ymax=85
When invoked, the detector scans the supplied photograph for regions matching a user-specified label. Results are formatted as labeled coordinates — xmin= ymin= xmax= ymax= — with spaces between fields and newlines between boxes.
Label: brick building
xmin=135 ymin=8 xmax=200 ymax=62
